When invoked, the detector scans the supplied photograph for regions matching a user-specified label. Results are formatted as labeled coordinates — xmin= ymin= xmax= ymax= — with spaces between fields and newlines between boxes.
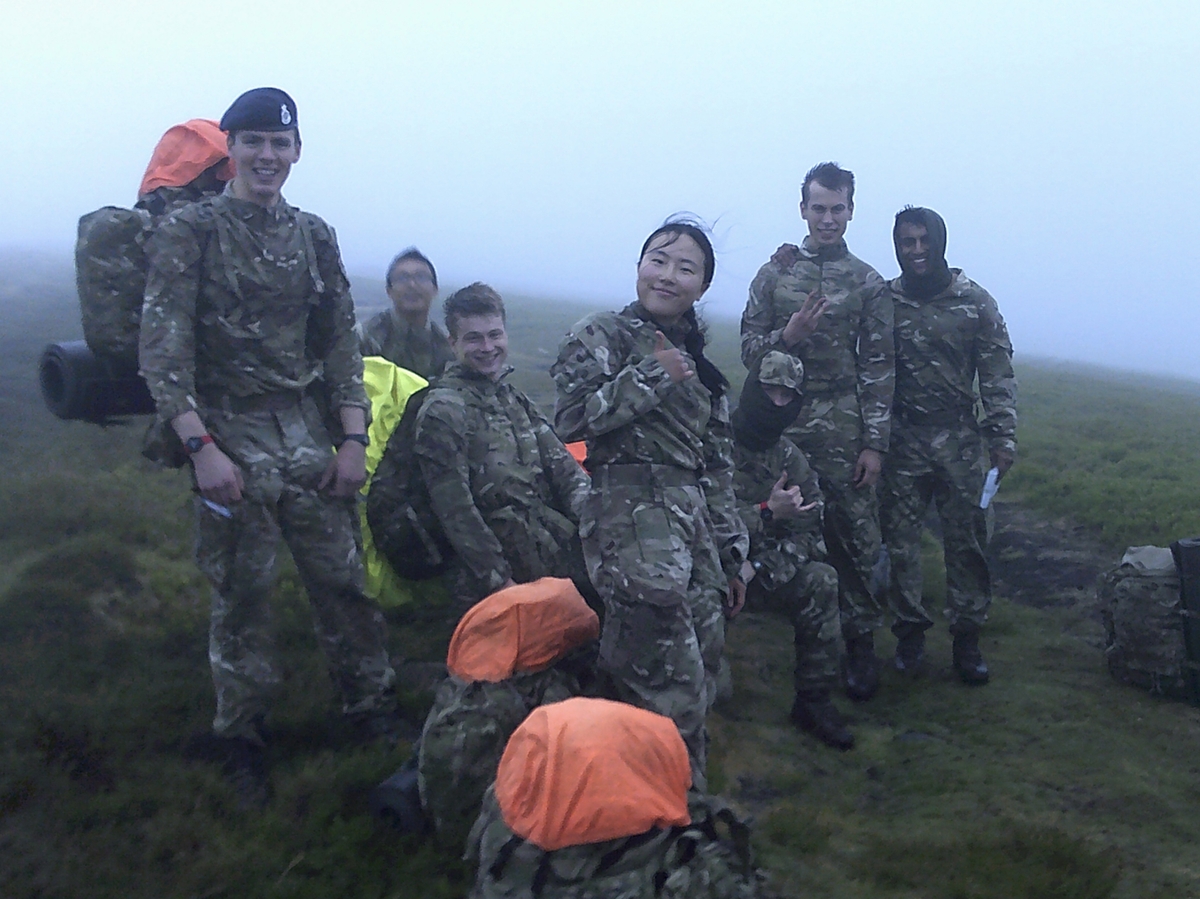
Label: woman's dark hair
xmin=639 ymin=215 xmax=728 ymax=399
xmin=639 ymin=216 xmax=716 ymax=288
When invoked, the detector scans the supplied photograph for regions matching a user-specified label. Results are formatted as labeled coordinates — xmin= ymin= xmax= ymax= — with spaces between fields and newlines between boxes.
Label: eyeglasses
xmin=391 ymin=272 xmax=434 ymax=286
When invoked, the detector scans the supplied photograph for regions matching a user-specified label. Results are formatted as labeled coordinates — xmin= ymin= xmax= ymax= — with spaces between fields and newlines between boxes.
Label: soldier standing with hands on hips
xmin=139 ymin=88 xmax=399 ymax=806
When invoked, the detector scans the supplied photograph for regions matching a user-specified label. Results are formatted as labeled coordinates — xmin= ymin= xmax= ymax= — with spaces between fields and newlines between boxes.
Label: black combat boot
xmin=893 ymin=624 xmax=927 ymax=677
xmin=790 ymin=690 xmax=855 ymax=750
xmin=842 ymin=633 xmax=881 ymax=701
xmin=952 ymin=626 xmax=990 ymax=685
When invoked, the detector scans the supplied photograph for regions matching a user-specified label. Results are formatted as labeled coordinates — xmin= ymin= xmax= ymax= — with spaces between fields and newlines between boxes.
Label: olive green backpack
xmin=1100 ymin=543 xmax=1200 ymax=704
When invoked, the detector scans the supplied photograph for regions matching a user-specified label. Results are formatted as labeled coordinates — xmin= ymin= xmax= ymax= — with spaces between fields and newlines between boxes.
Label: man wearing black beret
xmin=139 ymin=88 xmax=401 ymax=805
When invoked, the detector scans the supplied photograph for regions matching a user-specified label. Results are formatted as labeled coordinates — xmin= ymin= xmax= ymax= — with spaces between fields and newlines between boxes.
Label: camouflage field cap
xmin=220 ymin=87 xmax=298 ymax=133
xmin=757 ymin=350 xmax=804 ymax=391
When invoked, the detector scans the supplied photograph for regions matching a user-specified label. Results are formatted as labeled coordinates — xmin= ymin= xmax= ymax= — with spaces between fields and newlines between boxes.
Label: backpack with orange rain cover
xmin=76 ymin=118 xmax=233 ymax=367
xmin=465 ymin=697 xmax=763 ymax=899
xmin=417 ymin=578 xmax=601 ymax=849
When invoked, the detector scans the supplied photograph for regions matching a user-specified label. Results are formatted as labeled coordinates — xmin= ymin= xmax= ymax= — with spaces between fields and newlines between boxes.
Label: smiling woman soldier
xmin=551 ymin=217 xmax=751 ymax=790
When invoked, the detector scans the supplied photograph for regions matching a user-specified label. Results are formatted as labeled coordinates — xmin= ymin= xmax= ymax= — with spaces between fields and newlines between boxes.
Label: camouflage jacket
xmin=732 ymin=438 xmax=825 ymax=570
xmin=414 ymin=362 xmax=590 ymax=597
xmin=888 ymin=270 xmax=1017 ymax=454
xmin=358 ymin=308 xmax=454 ymax=379
xmin=552 ymin=303 xmax=749 ymax=577
xmin=140 ymin=190 xmax=367 ymax=422
xmin=741 ymin=238 xmax=894 ymax=452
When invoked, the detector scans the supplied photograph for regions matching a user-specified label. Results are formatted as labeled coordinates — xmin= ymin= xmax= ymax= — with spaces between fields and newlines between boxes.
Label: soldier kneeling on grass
xmin=732 ymin=351 xmax=853 ymax=750
xmin=467 ymin=696 xmax=764 ymax=899
xmin=371 ymin=578 xmax=601 ymax=849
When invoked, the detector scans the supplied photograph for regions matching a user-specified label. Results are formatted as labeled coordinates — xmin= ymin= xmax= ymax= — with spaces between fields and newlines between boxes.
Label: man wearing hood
xmin=881 ymin=206 xmax=1017 ymax=684
xmin=731 ymin=352 xmax=852 ymax=749
xmin=741 ymin=162 xmax=894 ymax=703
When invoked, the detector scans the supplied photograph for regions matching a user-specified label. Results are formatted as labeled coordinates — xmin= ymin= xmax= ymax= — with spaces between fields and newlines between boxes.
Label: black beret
xmin=220 ymin=87 xmax=299 ymax=134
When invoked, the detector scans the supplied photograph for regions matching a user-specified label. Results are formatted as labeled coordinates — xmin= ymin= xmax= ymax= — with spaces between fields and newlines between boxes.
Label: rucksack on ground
xmin=465 ymin=697 xmax=763 ymax=899
xmin=365 ymin=384 xmax=455 ymax=580
xmin=1100 ymin=542 xmax=1200 ymax=704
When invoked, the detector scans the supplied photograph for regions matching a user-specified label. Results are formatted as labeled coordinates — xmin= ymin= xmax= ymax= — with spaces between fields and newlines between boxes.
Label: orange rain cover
xmin=565 ymin=441 xmax=587 ymax=468
xmin=138 ymin=119 xmax=234 ymax=197
xmin=494 ymin=697 xmax=691 ymax=850
xmin=445 ymin=578 xmax=599 ymax=683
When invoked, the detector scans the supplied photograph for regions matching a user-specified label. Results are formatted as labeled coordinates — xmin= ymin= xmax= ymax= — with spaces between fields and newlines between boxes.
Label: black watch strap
xmin=341 ymin=433 xmax=370 ymax=448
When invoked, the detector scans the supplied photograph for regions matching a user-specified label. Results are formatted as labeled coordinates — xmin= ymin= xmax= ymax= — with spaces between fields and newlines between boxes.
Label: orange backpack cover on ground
xmin=446 ymin=578 xmax=598 ymax=683
xmin=494 ymin=697 xmax=692 ymax=850
xmin=138 ymin=118 xmax=234 ymax=197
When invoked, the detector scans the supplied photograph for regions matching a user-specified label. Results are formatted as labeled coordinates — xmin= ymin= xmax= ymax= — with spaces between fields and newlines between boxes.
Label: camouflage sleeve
xmin=140 ymin=210 xmax=204 ymax=421
xmin=975 ymin=290 xmax=1017 ymax=455
xmin=542 ymin=427 xmax=591 ymax=526
xmin=551 ymin=321 xmax=675 ymax=442
xmin=521 ymin=394 xmax=591 ymax=524
xmin=740 ymin=262 xmax=789 ymax=368
xmin=414 ymin=394 xmax=512 ymax=594
xmin=856 ymin=272 xmax=895 ymax=453
xmin=307 ymin=218 xmax=369 ymax=413
xmin=700 ymin=394 xmax=750 ymax=578
xmin=784 ymin=439 xmax=824 ymax=537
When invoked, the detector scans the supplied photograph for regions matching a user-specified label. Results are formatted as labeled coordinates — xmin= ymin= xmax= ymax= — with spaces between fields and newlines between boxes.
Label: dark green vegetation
xmin=2 ymin=256 xmax=1199 ymax=897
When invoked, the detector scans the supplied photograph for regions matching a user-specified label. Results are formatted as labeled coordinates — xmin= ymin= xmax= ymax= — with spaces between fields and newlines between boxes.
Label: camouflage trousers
xmin=746 ymin=545 xmax=840 ymax=693
xmin=195 ymin=399 xmax=396 ymax=743
xmin=786 ymin=392 xmax=885 ymax=640
xmin=581 ymin=469 xmax=727 ymax=790
xmin=879 ymin=421 xmax=991 ymax=634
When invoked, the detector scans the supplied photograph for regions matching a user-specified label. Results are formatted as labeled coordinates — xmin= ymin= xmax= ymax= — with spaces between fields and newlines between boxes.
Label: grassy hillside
xmin=2 ymin=265 xmax=1200 ymax=897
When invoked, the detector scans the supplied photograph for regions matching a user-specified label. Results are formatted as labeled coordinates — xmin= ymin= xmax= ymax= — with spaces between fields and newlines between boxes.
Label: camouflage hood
xmin=893 ymin=206 xmax=952 ymax=300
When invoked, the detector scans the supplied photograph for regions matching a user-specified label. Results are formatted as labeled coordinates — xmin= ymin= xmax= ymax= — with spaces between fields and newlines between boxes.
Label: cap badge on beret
xmin=219 ymin=87 xmax=299 ymax=134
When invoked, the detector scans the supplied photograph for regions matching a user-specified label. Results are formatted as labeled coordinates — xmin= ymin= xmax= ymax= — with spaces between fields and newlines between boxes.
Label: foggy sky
xmin=2 ymin=1 xmax=1199 ymax=378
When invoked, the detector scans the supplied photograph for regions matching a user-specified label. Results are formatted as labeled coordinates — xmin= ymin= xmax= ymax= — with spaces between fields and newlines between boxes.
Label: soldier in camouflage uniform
xmin=731 ymin=352 xmax=851 ymax=749
xmin=880 ymin=206 xmax=1016 ymax=684
xmin=412 ymin=283 xmax=590 ymax=606
xmin=741 ymin=162 xmax=894 ymax=701
xmin=139 ymin=89 xmax=398 ymax=803
xmin=553 ymin=220 xmax=751 ymax=789
xmin=358 ymin=247 xmax=454 ymax=378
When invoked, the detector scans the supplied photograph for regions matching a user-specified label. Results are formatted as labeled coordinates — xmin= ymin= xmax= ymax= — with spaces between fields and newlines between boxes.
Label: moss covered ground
xmin=2 ymin=268 xmax=1199 ymax=897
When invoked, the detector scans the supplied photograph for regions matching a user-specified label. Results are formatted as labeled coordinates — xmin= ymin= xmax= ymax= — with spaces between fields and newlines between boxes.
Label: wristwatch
xmin=759 ymin=501 xmax=773 ymax=524
xmin=341 ymin=433 xmax=370 ymax=448
xmin=184 ymin=434 xmax=214 ymax=455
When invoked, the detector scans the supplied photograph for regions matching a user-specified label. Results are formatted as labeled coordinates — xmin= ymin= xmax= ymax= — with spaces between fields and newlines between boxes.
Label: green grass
xmin=1002 ymin=359 xmax=1200 ymax=549
xmin=4 ymin=266 xmax=1200 ymax=897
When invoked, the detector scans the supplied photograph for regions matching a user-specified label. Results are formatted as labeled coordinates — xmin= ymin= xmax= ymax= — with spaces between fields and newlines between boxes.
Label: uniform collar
xmin=800 ymin=236 xmax=849 ymax=262
xmin=622 ymin=300 xmax=694 ymax=346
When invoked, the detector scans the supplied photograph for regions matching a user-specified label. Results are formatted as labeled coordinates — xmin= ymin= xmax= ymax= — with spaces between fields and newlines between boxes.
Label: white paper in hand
xmin=979 ymin=467 xmax=1000 ymax=509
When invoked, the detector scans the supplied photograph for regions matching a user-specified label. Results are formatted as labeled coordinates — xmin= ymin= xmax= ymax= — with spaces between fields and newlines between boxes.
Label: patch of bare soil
xmin=987 ymin=498 xmax=1117 ymax=645
xmin=988 ymin=499 xmax=1113 ymax=607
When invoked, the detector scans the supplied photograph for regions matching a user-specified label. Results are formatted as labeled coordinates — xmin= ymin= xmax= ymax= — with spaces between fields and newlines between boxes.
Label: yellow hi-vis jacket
xmin=360 ymin=356 xmax=447 ymax=607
